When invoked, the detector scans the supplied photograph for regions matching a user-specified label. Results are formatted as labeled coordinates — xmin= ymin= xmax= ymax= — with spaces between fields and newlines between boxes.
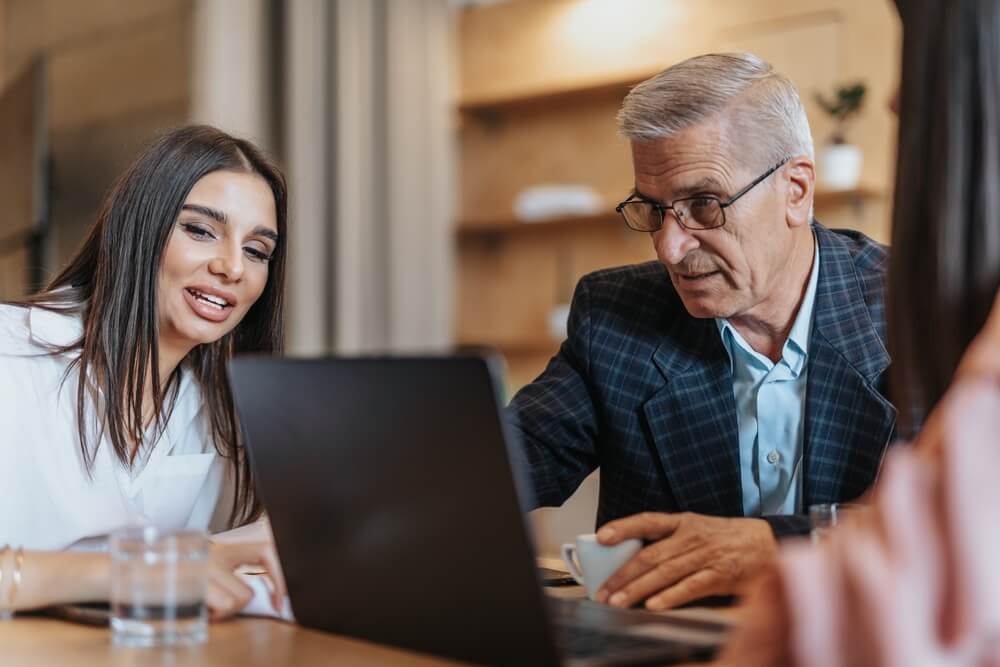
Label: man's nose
xmin=653 ymin=214 xmax=699 ymax=266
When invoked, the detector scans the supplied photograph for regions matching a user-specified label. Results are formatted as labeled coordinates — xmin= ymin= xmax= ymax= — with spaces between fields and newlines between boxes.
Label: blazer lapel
xmin=642 ymin=314 xmax=743 ymax=517
xmin=803 ymin=226 xmax=895 ymax=506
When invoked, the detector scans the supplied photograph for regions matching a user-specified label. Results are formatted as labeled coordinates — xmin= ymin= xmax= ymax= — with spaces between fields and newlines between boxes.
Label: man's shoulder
xmin=573 ymin=261 xmax=684 ymax=319
xmin=568 ymin=262 xmax=685 ymax=345
xmin=818 ymin=225 xmax=889 ymax=275
xmin=577 ymin=261 xmax=674 ymax=298
xmin=816 ymin=224 xmax=889 ymax=304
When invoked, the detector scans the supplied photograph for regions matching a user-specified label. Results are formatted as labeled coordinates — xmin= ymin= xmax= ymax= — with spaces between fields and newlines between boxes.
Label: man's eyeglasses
xmin=615 ymin=158 xmax=790 ymax=232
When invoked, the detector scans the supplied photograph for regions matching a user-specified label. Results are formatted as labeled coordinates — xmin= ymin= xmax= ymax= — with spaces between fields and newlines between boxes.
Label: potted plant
xmin=814 ymin=82 xmax=867 ymax=189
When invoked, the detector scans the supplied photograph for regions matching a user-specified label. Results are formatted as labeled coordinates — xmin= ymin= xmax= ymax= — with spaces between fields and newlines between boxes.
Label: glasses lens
xmin=676 ymin=197 xmax=723 ymax=229
xmin=619 ymin=202 xmax=661 ymax=231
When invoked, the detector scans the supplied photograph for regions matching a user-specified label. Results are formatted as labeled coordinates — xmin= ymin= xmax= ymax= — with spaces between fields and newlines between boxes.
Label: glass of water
xmin=809 ymin=503 xmax=862 ymax=544
xmin=110 ymin=527 xmax=210 ymax=647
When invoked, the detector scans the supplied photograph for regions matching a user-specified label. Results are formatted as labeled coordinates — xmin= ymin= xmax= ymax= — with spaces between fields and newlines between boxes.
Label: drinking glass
xmin=809 ymin=503 xmax=862 ymax=544
xmin=110 ymin=527 xmax=210 ymax=647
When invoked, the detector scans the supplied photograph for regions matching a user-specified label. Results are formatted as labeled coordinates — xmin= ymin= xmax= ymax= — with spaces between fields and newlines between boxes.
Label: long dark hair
xmin=13 ymin=125 xmax=287 ymax=527
xmin=888 ymin=0 xmax=1000 ymax=433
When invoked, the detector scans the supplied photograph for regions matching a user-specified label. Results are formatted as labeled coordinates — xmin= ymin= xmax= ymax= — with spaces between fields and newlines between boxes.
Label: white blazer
xmin=0 ymin=304 xmax=229 ymax=550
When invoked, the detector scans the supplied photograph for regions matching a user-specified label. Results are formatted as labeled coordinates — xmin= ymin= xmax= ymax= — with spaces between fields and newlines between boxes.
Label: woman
xmin=0 ymin=125 xmax=286 ymax=617
xmin=717 ymin=0 xmax=1000 ymax=662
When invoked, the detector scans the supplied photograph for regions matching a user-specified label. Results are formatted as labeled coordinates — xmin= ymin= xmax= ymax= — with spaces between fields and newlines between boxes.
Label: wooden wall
xmin=0 ymin=0 xmax=193 ymax=289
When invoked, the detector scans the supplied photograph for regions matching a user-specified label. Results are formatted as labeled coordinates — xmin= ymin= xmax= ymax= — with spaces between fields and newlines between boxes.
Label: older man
xmin=507 ymin=53 xmax=897 ymax=610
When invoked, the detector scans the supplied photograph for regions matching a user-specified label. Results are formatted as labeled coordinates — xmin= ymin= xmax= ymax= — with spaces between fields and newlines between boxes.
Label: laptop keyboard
xmin=556 ymin=624 xmax=682 ymax=659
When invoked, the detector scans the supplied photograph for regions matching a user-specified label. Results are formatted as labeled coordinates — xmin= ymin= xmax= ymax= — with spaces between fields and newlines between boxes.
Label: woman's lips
xmin=183 ymin=287 xmax=234 ymax=323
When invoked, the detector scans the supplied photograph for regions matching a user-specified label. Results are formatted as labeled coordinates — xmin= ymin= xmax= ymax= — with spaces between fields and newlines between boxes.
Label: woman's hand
xmin=206 ymin=540 xmax=286 ymax=621
xmin=712 ymin=563 xmax=793 ymax=666
xmin=716 ymin=378 xmax=1000 ymax=667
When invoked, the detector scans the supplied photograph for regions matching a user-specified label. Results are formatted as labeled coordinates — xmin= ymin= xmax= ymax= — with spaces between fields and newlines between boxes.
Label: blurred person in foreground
xmin=0 ymin=125 xmax=287 ymax=619
xmin=508 ymin=52 xmax=905 ymax=610
xmin=716 ymin=0 xmax=1000 ymax=663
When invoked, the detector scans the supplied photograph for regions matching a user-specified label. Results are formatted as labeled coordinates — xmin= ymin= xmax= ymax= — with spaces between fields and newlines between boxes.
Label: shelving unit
xmin=458 ymin=70 xmax=657 ymax=117
xmin=814 ymin=186 xmax=883 ymax=208
xmin=457 ymin=211 xmax=618 ymax=237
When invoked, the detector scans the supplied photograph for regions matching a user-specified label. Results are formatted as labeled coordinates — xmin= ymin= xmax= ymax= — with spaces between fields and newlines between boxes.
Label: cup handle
xmin=560 ymin=544 xmax=586 ymax=585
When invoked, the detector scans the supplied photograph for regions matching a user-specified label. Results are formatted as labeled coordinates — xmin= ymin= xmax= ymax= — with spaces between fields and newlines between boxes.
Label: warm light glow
xmin=558 ymin=0 xmax=680 ymax=51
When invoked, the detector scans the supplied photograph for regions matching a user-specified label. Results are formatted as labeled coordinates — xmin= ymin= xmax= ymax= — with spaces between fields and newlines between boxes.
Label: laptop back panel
xmin=231 ymin=356 xmax=561 ymax=667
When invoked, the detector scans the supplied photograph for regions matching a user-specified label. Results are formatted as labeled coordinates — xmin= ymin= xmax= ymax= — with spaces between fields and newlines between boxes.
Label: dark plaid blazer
xmin=506 ymin=223 xmax=897 ymax=537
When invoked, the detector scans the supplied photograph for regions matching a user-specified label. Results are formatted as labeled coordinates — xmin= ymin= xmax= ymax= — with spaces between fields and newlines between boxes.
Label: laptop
xmin=230 ymin=356 xmax=727 ymax=666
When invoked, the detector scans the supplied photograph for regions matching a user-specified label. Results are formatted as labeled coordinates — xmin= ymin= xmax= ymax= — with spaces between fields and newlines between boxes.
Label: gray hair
xmin=617 ymin=53 xmax=814 ymax=165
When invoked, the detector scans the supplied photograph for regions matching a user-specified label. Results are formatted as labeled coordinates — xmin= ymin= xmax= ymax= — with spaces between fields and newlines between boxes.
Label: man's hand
xmin=594 ymin=512 xmax=778 ymax=610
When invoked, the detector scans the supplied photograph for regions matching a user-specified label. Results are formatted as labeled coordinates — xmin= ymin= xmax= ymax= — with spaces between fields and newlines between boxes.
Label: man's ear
xmin=785 ymin=157 xmax=816 ymax=229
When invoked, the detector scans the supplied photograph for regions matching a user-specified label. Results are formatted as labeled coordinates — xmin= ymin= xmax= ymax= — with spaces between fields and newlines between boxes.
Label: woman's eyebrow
xmin=254 ymin=227 xmax=279 ymax=243
xmin=182 ymin=203 xmax=227 ymax=223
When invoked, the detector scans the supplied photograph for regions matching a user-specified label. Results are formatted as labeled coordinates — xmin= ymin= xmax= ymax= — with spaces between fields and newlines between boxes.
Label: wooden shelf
xmin=456 ymin=337 xmax=561 ymax=355
xmin=457 ymin=211 xmax=619 ymax=238
xmin=813 ymin=186 xmax=883 ymax=208
xmin=456 ymin=188 xmax=882 ymax=238
xmin=458 ymin=71 xmax=658 ymax=117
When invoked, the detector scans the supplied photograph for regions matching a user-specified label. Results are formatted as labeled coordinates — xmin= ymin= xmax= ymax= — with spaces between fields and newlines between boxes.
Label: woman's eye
xmin=182 ymin=223 xmax=215 ymax=240
xmin=244 ymin=246 xmax=272 ymax=263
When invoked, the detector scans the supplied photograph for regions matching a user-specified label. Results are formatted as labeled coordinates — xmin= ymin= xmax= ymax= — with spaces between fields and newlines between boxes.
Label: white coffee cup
xmin=560 ymin=534 xmax=642 ymax=601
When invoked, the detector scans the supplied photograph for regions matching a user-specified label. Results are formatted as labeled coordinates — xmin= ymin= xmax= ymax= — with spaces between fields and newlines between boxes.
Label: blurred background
xmin=0 ymin=0 xmax=900 ymax=556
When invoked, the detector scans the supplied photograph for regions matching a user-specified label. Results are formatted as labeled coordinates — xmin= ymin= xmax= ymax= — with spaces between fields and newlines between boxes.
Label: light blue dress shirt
xmin=715 ymin=238 xmax=820 ymax=516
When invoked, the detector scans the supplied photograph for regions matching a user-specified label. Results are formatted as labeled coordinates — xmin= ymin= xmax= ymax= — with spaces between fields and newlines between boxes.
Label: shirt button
xmin=766 ymin=450 xmax=780 ymax=465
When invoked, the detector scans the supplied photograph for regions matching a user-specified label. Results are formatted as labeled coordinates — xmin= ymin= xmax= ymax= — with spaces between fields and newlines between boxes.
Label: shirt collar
xmin=28 ymin=305 xmax=84 ymax=348
xmin=715 ymin=233 xmax=820 ymax=375
xmin=786 ymin=235 xmax=821 ymax=360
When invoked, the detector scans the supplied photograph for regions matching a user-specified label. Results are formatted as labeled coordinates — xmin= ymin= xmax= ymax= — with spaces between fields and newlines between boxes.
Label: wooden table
xmin=0 ymin=617 xmax=468 ymax=666
xmin=0 ymin=585 xmax=736 ymax=665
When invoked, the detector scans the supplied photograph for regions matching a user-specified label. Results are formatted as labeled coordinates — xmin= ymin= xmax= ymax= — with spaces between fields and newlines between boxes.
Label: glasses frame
xmin=615 ymin=157 xmax=791 ymax=232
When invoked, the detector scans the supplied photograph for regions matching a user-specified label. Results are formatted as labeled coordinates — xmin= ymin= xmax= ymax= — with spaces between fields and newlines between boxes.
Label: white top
xmin=0 ymin=304 xmax=230 ymax=550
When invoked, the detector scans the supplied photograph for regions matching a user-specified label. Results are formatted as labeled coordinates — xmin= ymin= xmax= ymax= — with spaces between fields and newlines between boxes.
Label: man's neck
xmin=728 ymin=231 xmax=816 ymax=364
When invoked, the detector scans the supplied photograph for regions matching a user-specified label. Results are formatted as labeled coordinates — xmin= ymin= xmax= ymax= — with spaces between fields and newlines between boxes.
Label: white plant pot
xmin=548 ymin=303 xmax=571 ymax=340
xmin=819 ymin=144 xmax=863 ymax=190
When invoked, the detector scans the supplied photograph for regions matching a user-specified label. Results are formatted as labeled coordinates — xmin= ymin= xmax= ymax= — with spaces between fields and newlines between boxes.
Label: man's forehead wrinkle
xmin=634 ymin=145 xmax=739 ymax=200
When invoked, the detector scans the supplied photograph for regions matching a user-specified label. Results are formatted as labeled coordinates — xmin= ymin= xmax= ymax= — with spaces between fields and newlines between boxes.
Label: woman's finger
xmin=207 ymin=565 xmax=254 ymax=621
xmin=211 ymin=541 xmax=287 ymax=613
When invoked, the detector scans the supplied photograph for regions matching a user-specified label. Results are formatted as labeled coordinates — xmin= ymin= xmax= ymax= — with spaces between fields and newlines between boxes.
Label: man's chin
xmin=677 ymin=295 xmax=730 ymax=320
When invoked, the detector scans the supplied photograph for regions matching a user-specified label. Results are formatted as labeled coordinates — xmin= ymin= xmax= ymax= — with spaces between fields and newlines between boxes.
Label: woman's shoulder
xmin=0 ymin=303 xmax=34 ymax=354
xmin=954 ymin=290 xmax=1000 ymax=382
xmin=0 ymin=302 xmax=83 ymax=355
